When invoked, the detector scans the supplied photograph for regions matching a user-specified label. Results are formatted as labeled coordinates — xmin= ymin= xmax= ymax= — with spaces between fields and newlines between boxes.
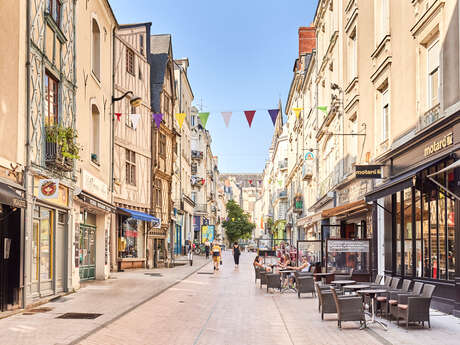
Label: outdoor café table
xmin=331 ymin=280 xmax=356 ymax=288
xmin=279 ymin=269 xmax=296 ymax=293
xmin=357 ymin=289 xmax=388 ymax=331
xmin=313 ymin=272 xmax=334 ymax=283
xmin=343 ymin=284 xmax=370 ymax=294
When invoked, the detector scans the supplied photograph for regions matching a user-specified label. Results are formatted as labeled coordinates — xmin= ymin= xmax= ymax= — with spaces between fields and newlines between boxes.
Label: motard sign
xmin=424 ymin=132 xmax=453 ymax=157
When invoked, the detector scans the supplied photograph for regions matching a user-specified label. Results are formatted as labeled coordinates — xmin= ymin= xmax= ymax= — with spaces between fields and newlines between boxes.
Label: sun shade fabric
xmin=118 ymin=207 xmax=159 ymax=222
xmin=321 ymin=200 xmax=368 ymax=218
xmin=0 ymin=182 xmax=26 ymax=208
xmin=427 ymin=159 xmax=460 ymax=177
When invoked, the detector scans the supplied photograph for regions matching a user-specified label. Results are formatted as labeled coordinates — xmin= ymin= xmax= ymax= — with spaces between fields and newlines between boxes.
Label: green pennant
xmin=199 ymin=112 xmax=210 ymax=128
xmin=317 ymin=106 xmax=328 ymax=115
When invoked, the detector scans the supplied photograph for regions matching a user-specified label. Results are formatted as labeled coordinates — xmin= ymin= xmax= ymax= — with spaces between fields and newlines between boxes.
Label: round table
xmin=357 ymin=289 xmax=388 ymax=330
xmin=331 ymin=280 xmax=356 ymax=286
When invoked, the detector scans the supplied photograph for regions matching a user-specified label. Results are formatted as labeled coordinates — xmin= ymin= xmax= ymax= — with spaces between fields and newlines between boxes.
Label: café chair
xmin=331 ymin=287 xmax=366 ymax=329
xmin=266 ymin=273 xmax=282 ymax=293
xmin=389 ymin=281 xmax=423 ymax=322
xmin=397 ymin=284 xmax=436 ymax=329
xmin=296 ymin=276 xmax=315 ymax=298
xmin=315 ymin=283 xmax=337 ymax=320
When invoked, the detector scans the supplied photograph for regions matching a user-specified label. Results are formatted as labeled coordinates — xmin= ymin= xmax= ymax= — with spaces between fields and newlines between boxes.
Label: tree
xmin=222 ymin=200 xmax=255 ymax=244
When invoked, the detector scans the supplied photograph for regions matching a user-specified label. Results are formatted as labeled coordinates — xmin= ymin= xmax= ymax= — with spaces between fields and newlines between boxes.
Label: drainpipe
xmin=111 ymin=27 xmax=116 ymax=271
xmin=23 ymin=0 xmax=32 ymax=310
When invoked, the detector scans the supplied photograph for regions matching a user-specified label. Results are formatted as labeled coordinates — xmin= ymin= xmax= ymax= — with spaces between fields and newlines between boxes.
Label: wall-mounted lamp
xmin=112 ymin=91 xmax=142 ymax=108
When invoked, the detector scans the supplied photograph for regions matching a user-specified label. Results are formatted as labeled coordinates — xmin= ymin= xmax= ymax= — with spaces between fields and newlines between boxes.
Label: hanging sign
xmin=355 ymin=165 xmax=382 ymax=179
xmin=304 ymin=151 xmax=315 ymax=161
xmin=38 ymin=179 xmax=59 ymax=199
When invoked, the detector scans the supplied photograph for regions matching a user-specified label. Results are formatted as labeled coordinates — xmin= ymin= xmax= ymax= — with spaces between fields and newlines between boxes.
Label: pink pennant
xmin=114 ymin=113 xmax=122 ymax=121
xmin=153 ymin=113 xmax=163 ymax=128
xmin=244 ymin=110 xmax=256 ymax=127
xmin=221 ymin=112 xmax=232 ymax=128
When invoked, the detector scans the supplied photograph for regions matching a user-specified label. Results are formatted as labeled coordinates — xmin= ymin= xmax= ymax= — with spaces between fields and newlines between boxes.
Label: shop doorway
xmin=174 ymin=225 xmax=182 ymax=255
xmin=79 ymin=224 xmax=96 ymax=280
xmin=0 ymin=207 xmax=20 ymax=312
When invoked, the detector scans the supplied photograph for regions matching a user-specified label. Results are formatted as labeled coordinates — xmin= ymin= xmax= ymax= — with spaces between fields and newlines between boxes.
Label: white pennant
xmin=130 ymin=114 xmax=140 ymax=129
xmin=221 ymin=112 xmax=232 ymax=127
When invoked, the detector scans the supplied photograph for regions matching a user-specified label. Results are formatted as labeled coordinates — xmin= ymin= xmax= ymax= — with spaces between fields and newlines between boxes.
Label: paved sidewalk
xmin=0 ymin=255 xmax=209 ymax=345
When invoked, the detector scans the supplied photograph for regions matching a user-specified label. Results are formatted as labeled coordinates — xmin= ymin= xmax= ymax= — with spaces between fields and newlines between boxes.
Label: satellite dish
xmin=74 ymin=187 xmax=82 ymax=196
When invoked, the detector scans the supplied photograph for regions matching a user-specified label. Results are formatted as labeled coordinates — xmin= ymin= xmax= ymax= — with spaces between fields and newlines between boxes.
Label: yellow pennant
xmin=175 ymin=113 xmax=186 ymax=129
xmin=293 ymin=107 xmax=303 ymax=119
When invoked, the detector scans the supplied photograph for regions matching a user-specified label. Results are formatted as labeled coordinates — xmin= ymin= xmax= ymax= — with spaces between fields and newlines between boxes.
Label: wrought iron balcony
xmin=45 ymin=141 xmax=73 ymax=172
xmin=194 ymin=203 xmax=207 ymax=213
xmin=191 ymin=150 xmax=203 ymax=160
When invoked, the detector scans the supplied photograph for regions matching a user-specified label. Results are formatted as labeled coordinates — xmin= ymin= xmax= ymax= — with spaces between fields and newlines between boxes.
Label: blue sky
xmin=110 ymin=0 xmax=317 ymax=173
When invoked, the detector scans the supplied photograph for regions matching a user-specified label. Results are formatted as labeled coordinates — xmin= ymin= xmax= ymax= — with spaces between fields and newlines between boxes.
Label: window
xmin=125 ymin=149 xmax=136 ymax=185
xmin=46 ymin=0 xmax=61 ymax=26
xmin=191 ymin=191 xmax=197 ymax=203
xmin=191 ymin=115 xmax=195 ymax=127
xmin=396 ymin=191 xmax=402 ymax=275
xmin=44 ymin=71 xmax=59 ymax=126
xmin=376 ymin=0 xmax=388 ymax=42
xmin=427 ymin=40 xmax=440 ymax=108
xmin=138 ymin=66 xmax=142 ymax=80
xmin=126 ymin=48 xmax=135 ymax=75
xmin=348 ymin=29 xmax=357 ymax=81
xmin=154 ymin=179 xmax=162 ymax=207
xmin=139 ymin=34 xmax=144 ymax=55
xmin=91 ymin=105 xmax=100 ymax=163
xmin=382 ymin=88 xmax=389 ymax=141
xmin=159 ymin=133 xmax=166 ymax=157
xmin=349 ymin=116 xmax=358 ymax=165
xmin=92 ymin=19 xmax=101 ymax=80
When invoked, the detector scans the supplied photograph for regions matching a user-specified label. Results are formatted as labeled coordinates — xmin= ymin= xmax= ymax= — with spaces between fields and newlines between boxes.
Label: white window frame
xmin=427 ymin=39 xmax=440 ymax=108
xmin=382 ymin=89 xmax=390 ymax=142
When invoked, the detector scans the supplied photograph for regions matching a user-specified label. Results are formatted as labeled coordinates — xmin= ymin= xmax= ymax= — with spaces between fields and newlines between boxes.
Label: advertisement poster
xmin=201 ymin=225 xmax=215 ymax=243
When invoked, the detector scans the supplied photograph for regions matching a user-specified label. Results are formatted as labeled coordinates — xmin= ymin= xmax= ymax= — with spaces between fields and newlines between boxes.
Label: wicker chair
xmin=373 ymin=274 xmax=383 ymax=285
xmin=375 ymin=277 xmax=405 ymax=317
xmin=260 ymin=270 xmax=269 ymax=288
xmin=397 ymin=284 xmax=436 ymax=329
xmin=389 ymin=281 xmax=423 ymax=322
xmin=266 ymin=273 xmax=282 ymax=293
xmin=331 ymin=287 xmax=366 ymax=329
xmin=255 ymin=267 xmax=261 ymax=283
xmin=315 ymin=283 xmax=338 ymax=319
xmin=371 ymin=275 xmax=392 ymax=289
xmin=297 ymin=276 xmax=315 ymax=298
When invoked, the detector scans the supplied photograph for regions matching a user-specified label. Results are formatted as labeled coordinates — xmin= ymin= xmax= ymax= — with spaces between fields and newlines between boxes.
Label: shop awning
xmin=365 ymin=154 xmax=452 ymax=203
xmin=296 ymin=212 xmax=322 ymax=227
xmin=118 ymin=207 xmax=160 ymax=223
xmin=321 ymin=200 xmax=369 ymax=218
xmin=0 ymin=182 xmax=26 ymax=208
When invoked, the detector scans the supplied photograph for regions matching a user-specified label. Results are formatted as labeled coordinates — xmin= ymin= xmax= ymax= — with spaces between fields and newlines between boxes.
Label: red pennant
xmin=249 ymin=180 xmax=253 ymax=184
xmin=114 ymin=113 xmax=122 ymax=121
xmin=244 ymin=110 xmax=256 ymax=127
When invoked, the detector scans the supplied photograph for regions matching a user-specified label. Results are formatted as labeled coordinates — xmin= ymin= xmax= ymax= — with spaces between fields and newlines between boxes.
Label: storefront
xmin=117 ymin=208 xmax=159 ymax=270
xmin=0 ymin=181 xmax=25 ymax=312
xmin=365 ymin=115 xmax=459 ymax=316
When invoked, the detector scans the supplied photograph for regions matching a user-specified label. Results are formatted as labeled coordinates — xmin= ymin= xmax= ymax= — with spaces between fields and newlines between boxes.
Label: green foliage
xmin=222 ymin=200 xmax=255 ymax=243
xmin=266 ymin=217 xmax=274 ymax=234
xmin=46 ymin=125 xmax=81 ymax=160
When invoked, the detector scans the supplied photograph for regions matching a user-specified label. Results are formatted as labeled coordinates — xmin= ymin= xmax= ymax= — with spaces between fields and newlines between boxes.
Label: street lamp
xmin=112 ymin=91 xmax=142 ymax=107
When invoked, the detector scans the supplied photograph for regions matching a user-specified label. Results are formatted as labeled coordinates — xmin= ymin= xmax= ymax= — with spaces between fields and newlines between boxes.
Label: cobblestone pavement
xmin=2 ymin=252 xmax=460 ymax=345
xmin=0 ymin=255 xmax=208 ymax=345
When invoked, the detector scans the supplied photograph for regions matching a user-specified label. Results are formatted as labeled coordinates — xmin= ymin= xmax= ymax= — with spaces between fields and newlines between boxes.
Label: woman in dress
xmin=232 ymin=242 xmax=241 ymax=268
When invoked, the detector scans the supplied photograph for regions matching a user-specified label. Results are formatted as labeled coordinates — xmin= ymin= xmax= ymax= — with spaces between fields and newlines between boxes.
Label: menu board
xmin=327 ymin=240 xmax=369 ymax=253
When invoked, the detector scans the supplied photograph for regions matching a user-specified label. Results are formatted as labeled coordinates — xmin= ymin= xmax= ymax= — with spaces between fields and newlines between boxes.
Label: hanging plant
xmin=45 ymin=124 xmax=81 ymax=160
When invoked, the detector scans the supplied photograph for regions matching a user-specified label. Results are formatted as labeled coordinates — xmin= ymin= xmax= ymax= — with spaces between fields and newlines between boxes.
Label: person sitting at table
xmin=253 ymin=256 xmax=272 ymax=272
xmin=293 ymin=256 xmax=311 ymax=272
xmin=277 ymin=254 xmax=291 ymax=269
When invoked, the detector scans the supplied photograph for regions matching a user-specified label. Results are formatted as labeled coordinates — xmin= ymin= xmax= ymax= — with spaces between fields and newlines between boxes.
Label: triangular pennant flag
xmin=175 ymin=113 xmax=186 ymax=129
xmin=278 ymin=180 xmax=283 ymax=187
xmin=268 ymin=109 xmax=279 ymax=126
xmin=199 ymin=112 xmax=210 ymax=128
xmin=114 ymin=113 xmax=122 ymax=121
xmin=153 ymin=113 xmax=163 ymax=129
xmin=244 ymin=110 xmax=256 ymax=127
xmin=129 ymin=114 xmax=140 ymax=129
xmin=221 ymin=112 xmax=232 ymax=128
xmin=318 ymin=106 xmax=328 ymax=115
xmin=293 ymin=107 xmax=303 ymax=119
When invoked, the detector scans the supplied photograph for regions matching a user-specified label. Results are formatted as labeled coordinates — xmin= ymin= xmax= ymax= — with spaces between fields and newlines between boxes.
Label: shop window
xmin=91 ymin=18 xmax=101 ymax=81
xmin=32 ymin=206 xmax=54 ymax=281
xmin=44 ymin=71 xmax=59 ymax=126
xmin=118 ymin=216 xmax=138 ymax=258
xmin=447 ymin=195 xmax=456 ymax=280
xmin=415 ymin=190 xmax=423 ymax=277
xmin=125 ymin=149 xmax=136 ymax=186
xmin=126 ymin=48 xmax=135 ymax=75
xmin=403 ymin=188 xmax=413 ymax=276
xmin=395 ymin=192 xmax=402 ymax=275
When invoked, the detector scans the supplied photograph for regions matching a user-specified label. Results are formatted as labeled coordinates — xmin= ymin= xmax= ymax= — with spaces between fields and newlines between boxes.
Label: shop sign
xmin=38 ymin=179 xmax=59 ymax=199
xmin=327 ymin=240 xmax=369 ymax=253
xmin=304 ymin=151 xmax=315 ymax=161
xmin=355 ymin=165 xmax=382 ymax=179
xmin=82 ymin=170 xmax=108 ymax=201
xmin=424 ymin=132 xmax=453 ymax=157
xmin=201 ymin=225 xmax=215 ymax=243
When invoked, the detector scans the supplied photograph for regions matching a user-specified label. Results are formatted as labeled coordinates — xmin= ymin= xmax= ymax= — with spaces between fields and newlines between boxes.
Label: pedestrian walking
xmin=212 ymin=242 xmax=222 ymax=271
xmin=187 ymin=241 xmax=193 ymax=266
xmin=232 ymin=242 xmax=241 ymax=268
xmin=204 ymin=239 xmax=211 ymax=259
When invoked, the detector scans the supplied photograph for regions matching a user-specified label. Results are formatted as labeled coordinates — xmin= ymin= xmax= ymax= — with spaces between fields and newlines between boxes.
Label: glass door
xmin=79 ymin=224 xmax=96 ymax=280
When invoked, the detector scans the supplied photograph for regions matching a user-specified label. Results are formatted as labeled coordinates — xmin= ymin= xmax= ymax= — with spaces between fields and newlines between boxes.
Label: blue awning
xmin=118 ymin=208 xmax=160 ymax=223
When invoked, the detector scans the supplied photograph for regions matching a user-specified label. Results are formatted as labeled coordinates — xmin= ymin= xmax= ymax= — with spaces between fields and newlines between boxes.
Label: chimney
xmin=298 ymin=26 xmax=316 ymax=56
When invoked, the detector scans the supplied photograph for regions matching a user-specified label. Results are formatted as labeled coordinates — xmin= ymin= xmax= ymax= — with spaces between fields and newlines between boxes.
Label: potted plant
xmin=45 ymin=124 xmax=81 ymax=170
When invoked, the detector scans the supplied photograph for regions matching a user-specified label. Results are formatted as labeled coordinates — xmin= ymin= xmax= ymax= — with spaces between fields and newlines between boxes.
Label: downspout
xmin=23 ymin=0 xmax=32 ymax=309
xmin=111 ymin=27 xmax=116 ymax=271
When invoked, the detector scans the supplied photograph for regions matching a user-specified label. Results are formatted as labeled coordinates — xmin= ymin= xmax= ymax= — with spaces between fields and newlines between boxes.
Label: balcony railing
xmin=191 ymin=150 xmax=203 ymax=159
xmin=45 ymin=141 xmax=73 ymax=172
xmin=418 ymin=103 xmax=442 ymax=131
xmin=194 ymin=204 xmax=207 ymax=213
